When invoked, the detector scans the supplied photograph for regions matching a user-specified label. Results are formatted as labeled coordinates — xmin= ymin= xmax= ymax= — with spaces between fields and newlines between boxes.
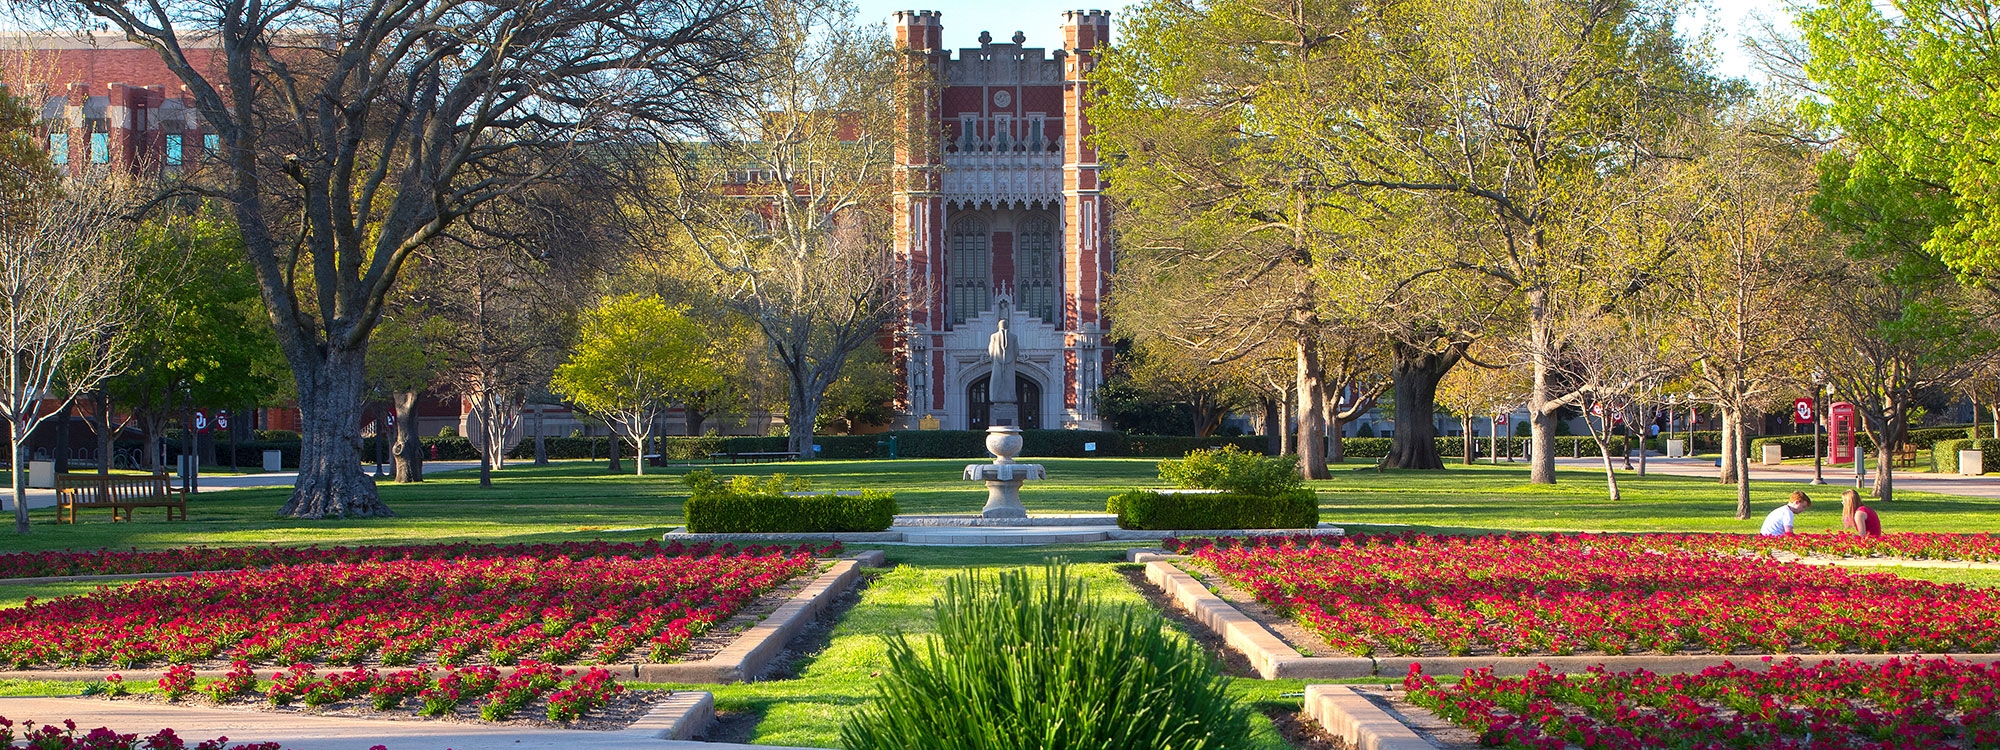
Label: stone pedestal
xmin=963 ymin=425 xmax=1043 ymax=518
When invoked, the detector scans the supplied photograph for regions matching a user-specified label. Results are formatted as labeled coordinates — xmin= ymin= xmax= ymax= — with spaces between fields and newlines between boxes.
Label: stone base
xmin=981 ymin=478 xmax=1027 ymax=518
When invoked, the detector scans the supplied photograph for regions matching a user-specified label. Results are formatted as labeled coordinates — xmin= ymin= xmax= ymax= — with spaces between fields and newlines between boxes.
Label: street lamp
xmin=1667 ymin=394 xmax=1680 ymax=458
xmin=1811 ymin=371 xmax=1826 ymax=485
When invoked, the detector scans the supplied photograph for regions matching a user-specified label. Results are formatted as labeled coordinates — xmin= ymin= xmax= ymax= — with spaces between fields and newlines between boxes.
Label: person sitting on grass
xmin=1760 ymin=491 xmax=1812 ymax=536
xmin=1842 ymin=488 xmax=1882 ymax=537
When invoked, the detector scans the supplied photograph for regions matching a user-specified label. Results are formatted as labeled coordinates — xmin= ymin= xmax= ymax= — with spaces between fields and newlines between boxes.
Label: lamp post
xmin=1812 ymin=372 xmax=1826 ymax=485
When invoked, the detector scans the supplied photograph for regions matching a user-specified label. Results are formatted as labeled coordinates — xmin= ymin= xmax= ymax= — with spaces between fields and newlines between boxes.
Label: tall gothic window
xmin=949 ymin=217 xmax=990 ymax=325
xmin=1018 ymin=216 xmax=1057 ymax=324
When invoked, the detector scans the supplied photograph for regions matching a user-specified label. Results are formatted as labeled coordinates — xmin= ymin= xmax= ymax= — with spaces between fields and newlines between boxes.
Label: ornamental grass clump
xmin=841 ymin=564 xmax=1253 ymax=750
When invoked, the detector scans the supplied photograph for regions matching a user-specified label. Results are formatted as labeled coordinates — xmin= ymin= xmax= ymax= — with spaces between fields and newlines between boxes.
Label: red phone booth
xmin=1829 ymin=402 xmax=1857 ymax=464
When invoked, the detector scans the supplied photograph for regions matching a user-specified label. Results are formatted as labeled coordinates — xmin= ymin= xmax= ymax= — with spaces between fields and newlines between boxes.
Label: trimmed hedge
xmin=685 ymin=489 xmax=898 ymax=533
xmin=1753 ymin=427 xmax=1976 ymax=460
xmin=1339 ymin=436 xmax=1630 ymax=460
xmin=1933 ymin=439 xmax=2000 ymax=474
xmin=1106 ymin=489 xmax=1318 ymax=530
xmin=411 ymin=430 xmax=1272 ymax=462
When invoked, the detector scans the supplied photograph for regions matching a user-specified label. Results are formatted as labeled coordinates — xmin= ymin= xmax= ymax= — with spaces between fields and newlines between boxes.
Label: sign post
xmin=1795 ymin=396 xmax=1822 ymax=485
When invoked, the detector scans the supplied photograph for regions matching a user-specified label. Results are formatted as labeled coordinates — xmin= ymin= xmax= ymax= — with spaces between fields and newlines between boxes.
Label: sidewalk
xmin=1552 ymin=455 xmax=2000 ymax=501
xmin=0 ymin=696 xmax=813 ymax=750
xmin=0 ymin=462 xmax=482 ymax=512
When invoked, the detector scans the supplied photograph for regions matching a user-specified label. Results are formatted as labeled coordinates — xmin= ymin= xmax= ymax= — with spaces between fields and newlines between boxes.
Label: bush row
xmin=684 ymin=490 xmax=899 ymax=533
xmin=1749 ymin=426 xmax=1981 ymax=460
xmin=1339 ymin=436 xmax=1635 ymax=459
xmin=402 ymin=431 xmax=1271 ymax=462
xmin=1106 ymin=489 xmax=1318 ymax=531
xmin=1933 ymin=439 xmax=2000 ymax=475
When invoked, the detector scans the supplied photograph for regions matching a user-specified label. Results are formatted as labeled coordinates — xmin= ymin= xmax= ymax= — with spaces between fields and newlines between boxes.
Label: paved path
xmin=0 ymin=697 xmax=815 ymax=750
xmin=1552 ymin=456 xmax=2000 ymax=500
xmin=0 ymin=462 xmax=483 ymax=512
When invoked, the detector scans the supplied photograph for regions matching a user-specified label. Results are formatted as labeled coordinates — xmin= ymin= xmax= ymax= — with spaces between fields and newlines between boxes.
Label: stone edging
xmin=0 ymin=555 xmax=880 ymax=685
xmin=1143 ymin=559 xmax=2000 ymax=678
xmin=1301 ymin=685 xmax=1438 ymax=750
xmin=622 ymin=690 xmax=714 ymax=740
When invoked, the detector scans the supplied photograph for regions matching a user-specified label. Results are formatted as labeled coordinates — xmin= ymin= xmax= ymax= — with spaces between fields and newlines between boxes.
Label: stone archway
xmin=968 ymin=374 xmax=1042 ymax=430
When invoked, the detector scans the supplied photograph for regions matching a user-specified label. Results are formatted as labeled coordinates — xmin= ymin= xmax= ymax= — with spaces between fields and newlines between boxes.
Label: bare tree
xmin=0 ymin=175 xmax=136 ymax=533
xmin=669 ymin=0 xmax=901 ymax=459
xmin=47 ymin=0 xmax=767 ymax=517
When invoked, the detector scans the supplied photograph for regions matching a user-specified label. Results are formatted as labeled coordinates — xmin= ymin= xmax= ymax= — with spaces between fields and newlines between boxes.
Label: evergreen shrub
xmin=1107 ymin=489 xmax=1317 ymax=530
xmin=840 ymin=564 xmax=1253 ymax=750
xmin=1157 ymin=446 xmax=1302 ymax=496
xmin=681 ymin=469 xmax=896 ymax=533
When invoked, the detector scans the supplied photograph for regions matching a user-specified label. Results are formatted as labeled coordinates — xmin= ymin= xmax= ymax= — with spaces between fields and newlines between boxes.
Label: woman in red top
xmin=1842 ymin=489 xmax=1882 ymax=537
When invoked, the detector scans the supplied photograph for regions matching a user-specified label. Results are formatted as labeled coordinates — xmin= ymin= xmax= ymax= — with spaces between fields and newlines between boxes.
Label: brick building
xmin=891 ymin=10 xmax=1114 ymax=432
xmin=0 ymin=33 xmax=222 ymax=177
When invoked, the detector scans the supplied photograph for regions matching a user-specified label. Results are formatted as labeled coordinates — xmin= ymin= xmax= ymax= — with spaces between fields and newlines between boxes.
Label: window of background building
xmin=165 ymin=133 xmax=183 ymax=165
xmin=89 ymin=132 xmax=108 ymax=164
xmin=950 ymin=217 xmax=990 ymax=325
xmin=1017 ymin=216 xmax=1057 ymax=323
xmin=204 ymin=134 xmax=219 ymax=153
xmin=48 ymin=132 xmax=67 ymax=165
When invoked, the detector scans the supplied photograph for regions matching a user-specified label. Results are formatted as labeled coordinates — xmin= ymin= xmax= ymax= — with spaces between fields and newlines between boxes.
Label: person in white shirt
xmin=1760 ymin=491 xmax=1812 ymax=536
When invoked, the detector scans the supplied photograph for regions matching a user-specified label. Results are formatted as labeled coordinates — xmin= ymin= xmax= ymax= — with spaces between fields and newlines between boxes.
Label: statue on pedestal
xmin=987 ymin=304 xmax=1019 ymax=426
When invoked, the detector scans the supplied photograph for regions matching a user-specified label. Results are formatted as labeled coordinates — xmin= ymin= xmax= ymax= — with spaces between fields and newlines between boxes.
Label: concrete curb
xmin=1143 ymin=559 xmax=2000 ymax=679
xmin=0 ymin=559 xmax=869 ymax=686
xmin=1143 ymin=560 xmax=1372 ymax=679
xmin=636 ymin=559 xmax=861 ymax=684
xmin=1302 ymin=685 xmax=1438 ymax=750
xmin=622 ymin=690 xmax=714 ymax=740
xmin=665 ymin=525 xmax=1345 ymax=546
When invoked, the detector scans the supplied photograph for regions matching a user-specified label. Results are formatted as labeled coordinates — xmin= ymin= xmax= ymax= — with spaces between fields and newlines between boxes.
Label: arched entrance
xmin=968 ymin=375 xmax=1042 ymax=430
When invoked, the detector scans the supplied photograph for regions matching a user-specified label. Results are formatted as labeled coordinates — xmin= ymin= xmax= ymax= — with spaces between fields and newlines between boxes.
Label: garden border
xmin=0 ymin=555 xmax=880 ymax=686
xmin=623 ymin=689 xmax=714 ymax=740
xmin=1139 ymin=557 xmax=2000 ymax=679
xmin=1300 ymin=684 xmax=1438 ymax=750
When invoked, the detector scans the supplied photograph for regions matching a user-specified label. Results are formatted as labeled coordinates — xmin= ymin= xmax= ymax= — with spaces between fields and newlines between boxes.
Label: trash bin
xmin=28 ymin=460 xmax=53 ymax=489
xmin=263 ymin=450 xmax=283 ymax=472
xmin=1962 ymin=450 xmax=1985 ymax=476
xmin=1762 ymin=444 xmax=1784 ymax=466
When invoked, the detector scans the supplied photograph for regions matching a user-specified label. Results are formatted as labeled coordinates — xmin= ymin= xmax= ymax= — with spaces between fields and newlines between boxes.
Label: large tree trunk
xmin=94 ymin=392 xmax=112 ymax=476
xmin=392 ymin=391 xmax=423 ymax=483
xmin=606 ymin=418 xmax=622 ymax=473
xmin=1295 ymin=340 xmax=1328 ymax=479
xmin=54 ymin=403 xmax=71 ymax=474
xmin=1717 ymin=409 xmax=1738 ymax=484
xmin=1264 ymin=398 xmax=1282 ymax=457
xmin=1382 ymin=341 xmax=1460 ymax=470
xmin=1528 ymin=291 xmax=1559 ymax=484
xmin=786 ymin=373 xmax=821 ymax=460
xmin=1279 ymin=386 xmax=1296 ymax=456
xmin=279 ymin=348 xmax=390 ymax=518
xmin=1734 ymin=410 xmax=1752 ymax=519
xmin=1463 ymin=416 xmax=1474 ymax=465
xmin=12 ymin=436 xmax=26 ymax=534
xmin=686 ymin=407 xmax=708 ymax=437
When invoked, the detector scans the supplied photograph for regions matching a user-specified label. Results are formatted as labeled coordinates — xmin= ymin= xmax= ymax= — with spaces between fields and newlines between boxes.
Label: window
xmin=90 ymin=132 xmax=108 ymax=164
xmin=48 ymin=132 xmax=67 ymax=165
xmin=165 ymin=134 xmax=183 ymax=166
xmin=1017 ymin=217 xmax=1058 ymax=324
xmin=204 ymin=134 xmax=219 ymax=153
xmin=949 ymin=216 xmax=990 ymax=325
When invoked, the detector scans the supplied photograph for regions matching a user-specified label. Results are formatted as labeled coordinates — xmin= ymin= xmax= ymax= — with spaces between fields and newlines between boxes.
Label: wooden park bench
xmin=55 ymin=473 xmax=188 ymax=523
xmin=707 ymin=451 xmax=800 ymax=464
xmin=1895 ymin=445 xmax=1921 ymax=470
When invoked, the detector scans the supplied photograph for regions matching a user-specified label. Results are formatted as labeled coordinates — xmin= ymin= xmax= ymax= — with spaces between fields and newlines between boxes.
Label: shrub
xmin=683 ymin=470 xmax=896 ymax=533
xmin=253 ymin=430 xmax=301 ymax=442
xmin=1107 ymin=489 xmax=1318 ymax=530
xmin=1933 ymin=439 xmax=2000 ymax=474
xmin=1157 ymin=446 xmax=1303 ymax=496
xmin=841 ymin=564 xmax=1253 ymax=750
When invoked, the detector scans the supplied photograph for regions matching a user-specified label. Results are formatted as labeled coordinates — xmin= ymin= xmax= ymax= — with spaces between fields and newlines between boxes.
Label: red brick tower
xmin=889 ymin=11 xmax=1113 ymax=432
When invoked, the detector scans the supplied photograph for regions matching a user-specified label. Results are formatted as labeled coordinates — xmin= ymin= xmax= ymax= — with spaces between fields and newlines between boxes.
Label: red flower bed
xmin=1405 ymin=657 xmax=2000 ymax=749
xmin=1182 ymin=534 xmax=2000 ymax=657
xmin=0 ymin=544 xmax=822 ymax=670
xmin=0 ymin=539 xmax=827 ymax=580
xmin=1168 ymin=530 xmax=2000 ymax=562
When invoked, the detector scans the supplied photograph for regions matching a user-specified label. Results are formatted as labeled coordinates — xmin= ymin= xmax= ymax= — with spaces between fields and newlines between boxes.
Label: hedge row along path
xmin=0 ymin=545 xmax=824 ymax=671
xmin=1179 ymin=533 xmax=2000 ymax=658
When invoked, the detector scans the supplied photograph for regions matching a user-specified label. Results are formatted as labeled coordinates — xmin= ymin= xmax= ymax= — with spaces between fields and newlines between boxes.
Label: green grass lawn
xmin=647 ymin=545 xmax=1310 ymax=749
xmin=12 ymin=457 xmax=2000 ymax=554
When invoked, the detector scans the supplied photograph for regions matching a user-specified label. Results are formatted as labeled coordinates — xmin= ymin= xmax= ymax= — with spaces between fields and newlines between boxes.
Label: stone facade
xmin=891 ymin=10 xmax=1113 ymax=432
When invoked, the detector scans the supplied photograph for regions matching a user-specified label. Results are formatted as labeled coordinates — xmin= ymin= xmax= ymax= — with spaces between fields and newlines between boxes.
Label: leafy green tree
xmin=816 ymin=344 xmax=896 ymax=435
xmin=108 ymin=211 xmax=287 ymax=475
xmin=1796 ymin=0 xmax=2000 ymax=284
xmin=550 ymin=295 xmax=724 ymax=475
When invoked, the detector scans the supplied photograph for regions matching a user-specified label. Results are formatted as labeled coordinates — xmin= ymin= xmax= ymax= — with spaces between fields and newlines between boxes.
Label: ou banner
xmin=1793 ymin=398 xmax=1816 ymax=424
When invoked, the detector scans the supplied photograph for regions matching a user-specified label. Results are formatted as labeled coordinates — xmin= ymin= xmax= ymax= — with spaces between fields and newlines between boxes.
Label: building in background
xmin=891 ymin=10 xmax=1114 ymax=432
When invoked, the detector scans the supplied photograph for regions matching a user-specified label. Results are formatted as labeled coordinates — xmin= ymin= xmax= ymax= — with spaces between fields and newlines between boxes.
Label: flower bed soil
xmin=1405 ymin=656 xmax=2000 ymax=749
xmin=1177 ymin=534 xmax=2000 ymax=658
xmin=0 ymin=540 xmax=791 ymax=580
xmin=91 ymin=680 xmax=668 ymax=732
xmin=1 ymin=544 xmax=826 ymax=670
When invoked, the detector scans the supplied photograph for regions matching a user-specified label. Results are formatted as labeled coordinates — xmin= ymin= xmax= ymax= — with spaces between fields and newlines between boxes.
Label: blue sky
xmin=853 ymin=0 xmax=1788 ymax=81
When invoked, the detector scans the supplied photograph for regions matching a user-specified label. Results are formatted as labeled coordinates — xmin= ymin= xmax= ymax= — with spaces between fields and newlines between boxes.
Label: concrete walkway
xmin=0 ymin=697 xmax=816 ymax=750
xmin=1552 ymin=455 xmax=2000 ymax=500
xmin=0 ymin=462 xmax=482 ymax=512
